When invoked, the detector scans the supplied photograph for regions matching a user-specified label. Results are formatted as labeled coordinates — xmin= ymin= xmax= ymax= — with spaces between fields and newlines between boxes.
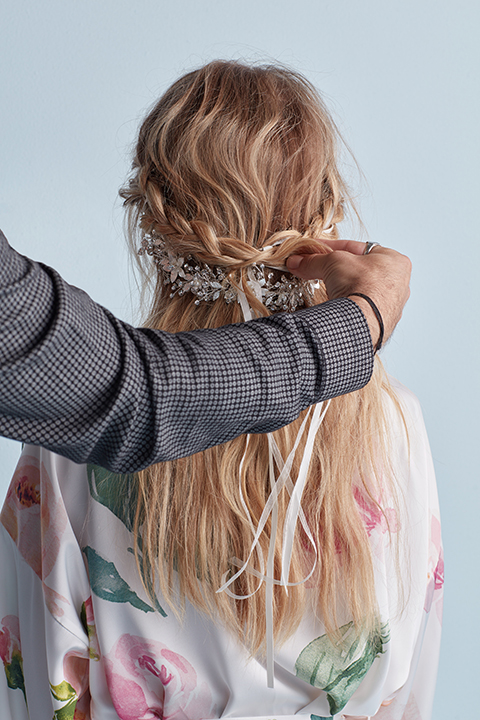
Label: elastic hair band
xmin=348 ymin=293 xmax=384 ymax=353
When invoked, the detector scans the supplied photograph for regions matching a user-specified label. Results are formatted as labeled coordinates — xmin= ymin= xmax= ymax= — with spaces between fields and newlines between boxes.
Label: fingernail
xmin=286 ymin=255 xmax=303 ymax=270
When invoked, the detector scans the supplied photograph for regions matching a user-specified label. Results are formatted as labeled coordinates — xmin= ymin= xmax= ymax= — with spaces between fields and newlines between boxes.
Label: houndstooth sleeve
xmin=0 ymin=230 xmax=373 ymax=472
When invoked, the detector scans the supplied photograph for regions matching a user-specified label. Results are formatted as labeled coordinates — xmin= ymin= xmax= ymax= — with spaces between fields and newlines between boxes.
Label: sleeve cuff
xmin=294 ymin=297 xmax=375 ymax=400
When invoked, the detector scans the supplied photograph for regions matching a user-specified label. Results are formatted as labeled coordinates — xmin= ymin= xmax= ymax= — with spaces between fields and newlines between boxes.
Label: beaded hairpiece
xmin=138 ymin=234 xmax=315 ymax=312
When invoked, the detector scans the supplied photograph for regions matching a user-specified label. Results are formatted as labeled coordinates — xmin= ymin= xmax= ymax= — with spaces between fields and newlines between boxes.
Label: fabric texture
xmin=0 ymin=230 xmax=373 ymax=472
xmin=0 ymin=378 xmax=443 ymax=719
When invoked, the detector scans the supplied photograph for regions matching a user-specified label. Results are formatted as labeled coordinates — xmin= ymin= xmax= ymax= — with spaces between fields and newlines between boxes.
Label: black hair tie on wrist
xmin=348 ymin=293 xmax=385 ymax=353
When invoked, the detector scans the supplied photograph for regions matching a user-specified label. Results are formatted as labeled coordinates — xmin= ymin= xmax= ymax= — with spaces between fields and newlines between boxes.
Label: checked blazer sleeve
xmin=0 ymin=230 xmax=373 ymax=472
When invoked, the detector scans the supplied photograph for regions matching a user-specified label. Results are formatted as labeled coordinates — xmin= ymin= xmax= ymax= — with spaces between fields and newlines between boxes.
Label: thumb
xmin=285 ymin=255 xmax=304 ymax=270
xmin=286 ymin=252 xmax=331 ymax=279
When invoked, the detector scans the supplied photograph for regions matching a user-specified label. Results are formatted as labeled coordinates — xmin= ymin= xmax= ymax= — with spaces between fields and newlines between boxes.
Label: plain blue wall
xmin=1 ymin=1 xmax=479 ymax=716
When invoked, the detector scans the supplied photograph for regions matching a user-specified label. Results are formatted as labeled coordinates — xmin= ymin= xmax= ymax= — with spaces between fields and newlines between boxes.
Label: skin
xmin=287 ymin=240 xmax=412 ymax=348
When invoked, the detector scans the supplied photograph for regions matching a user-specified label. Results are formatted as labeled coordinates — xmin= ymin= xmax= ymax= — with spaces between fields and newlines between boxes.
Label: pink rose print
xmin=0 ymin=615 xmax=21 ymax=665
xmin=104 ymin=634 xmax=214 ymax=720
xmin=354 ymin=487 xmax=399 ymax=537
xmin=62 ymin=650 xmax=91 ymax=719
xmin=82 ymin=596 xmax=100 ymax=661
xmin=1 ymin=460 xmax=41 ymax=552
xmin=84 ymin=596 xmax=95 ymax=627
xmin=0 ymin=455 xmax=69 ymax=618
xmin=0 ymin=615 xmax=26 ymax=703
xmin=13 ymin=473 xmax=40 ymax=507
xmin=425 ymin=514 xmax=444 ymax=621
xmin=433 ymin=550 xmax=444 ymax=591
xmin=371 ymin=690 xmax=423 ymax=719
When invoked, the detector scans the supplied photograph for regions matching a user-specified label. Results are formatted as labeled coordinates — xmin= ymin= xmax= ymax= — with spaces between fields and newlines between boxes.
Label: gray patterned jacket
xmin=0 ymin=230 xmax=373 ymax=472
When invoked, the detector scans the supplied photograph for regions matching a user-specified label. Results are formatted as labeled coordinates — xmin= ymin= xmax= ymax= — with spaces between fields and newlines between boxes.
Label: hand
xmin=286 ymin=240 xmax=412 ymax=346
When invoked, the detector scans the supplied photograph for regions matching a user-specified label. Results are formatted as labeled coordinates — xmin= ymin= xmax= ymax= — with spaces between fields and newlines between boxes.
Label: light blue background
xmin=1 ymin=1 xmax=478 ymax=716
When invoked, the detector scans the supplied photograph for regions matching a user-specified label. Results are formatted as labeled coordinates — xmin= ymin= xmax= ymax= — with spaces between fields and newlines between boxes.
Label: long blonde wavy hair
xmin=120 ymin=60 xmax=398 ymax=655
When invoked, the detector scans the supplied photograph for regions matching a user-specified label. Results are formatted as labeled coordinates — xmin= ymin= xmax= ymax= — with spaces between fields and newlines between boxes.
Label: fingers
xmin=286 ymin=254 xmax=311 ymax=271
xmin=286 ymin=241 xmax=397 ymax=278
xmin=316 ymin=239 xmax=370 ymax=255
xmin=286 ymin=252 xmax=337 ymax=278
xmin=286 ymin=239 xmax=375 ymax=273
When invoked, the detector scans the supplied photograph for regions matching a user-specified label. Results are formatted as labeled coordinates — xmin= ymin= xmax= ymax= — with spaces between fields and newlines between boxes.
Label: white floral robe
xmin=0 ymin=378 xmax=442 ymax=720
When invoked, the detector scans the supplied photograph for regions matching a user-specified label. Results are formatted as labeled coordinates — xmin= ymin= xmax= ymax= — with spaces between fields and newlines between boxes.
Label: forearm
xmin=0 ymin=231 xmax=373 ymax=471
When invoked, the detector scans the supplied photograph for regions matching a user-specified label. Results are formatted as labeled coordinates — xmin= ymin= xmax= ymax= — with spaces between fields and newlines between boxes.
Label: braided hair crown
xmin=121 ymin=60 xmax=352 ymax=301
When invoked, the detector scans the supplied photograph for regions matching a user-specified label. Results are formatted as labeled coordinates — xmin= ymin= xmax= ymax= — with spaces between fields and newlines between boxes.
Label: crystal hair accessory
xmin=138 ymin=234 xmax=315 ymax=313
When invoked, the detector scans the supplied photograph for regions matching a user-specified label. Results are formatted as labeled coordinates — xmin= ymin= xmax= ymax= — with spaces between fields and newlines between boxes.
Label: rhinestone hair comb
xmin=138 ymin=235 xmax=315 ymax=312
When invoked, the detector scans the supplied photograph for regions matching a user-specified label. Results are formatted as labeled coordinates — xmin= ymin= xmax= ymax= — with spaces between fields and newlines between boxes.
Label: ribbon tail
xmin=280 ymin=400 xmax=330 ymax=587
xmin=266 ymin=434 xmax=277 ymax=688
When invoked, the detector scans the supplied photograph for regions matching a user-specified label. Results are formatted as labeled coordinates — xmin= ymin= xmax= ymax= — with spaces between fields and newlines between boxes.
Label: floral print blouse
xmin=0 ymin=378 xmax=443 ymax=720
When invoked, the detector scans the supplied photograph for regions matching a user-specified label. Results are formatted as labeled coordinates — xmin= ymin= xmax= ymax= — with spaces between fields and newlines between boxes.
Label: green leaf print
xmin=310 ymin=716 xmax=332 ymax=720
xmin=53 ymin=698 xmax=78 ymax=720
xmin=126 ymin=547 xmax=167 ymax=616
xmin=86 ymin=464 xmax=167 ymax=617
xmin=83 ymin=545 xmax=155 ymax=613
xmin=50 ymin=679 xmax=76 ymax=702
xmin=87 ymin=465 xmax=137 ymax=531
xmin=295 ymin=620 xmax=390 ymax=715
xmin=50 ymin=681 xmax=78 ymax=720
xmin=4 ymin=650 xmax=26 ymax=702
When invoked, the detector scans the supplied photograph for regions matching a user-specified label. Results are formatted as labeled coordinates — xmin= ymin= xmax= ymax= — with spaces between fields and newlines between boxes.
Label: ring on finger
xmin=364 ymin=242 xmax=381 ymax=255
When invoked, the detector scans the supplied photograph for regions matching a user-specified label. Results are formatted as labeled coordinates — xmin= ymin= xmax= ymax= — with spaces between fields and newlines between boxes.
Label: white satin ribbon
xmin=218 ymin=289 xmax=330 ymax=688
xmin=236 ymin=280 xmax=254 ymax=321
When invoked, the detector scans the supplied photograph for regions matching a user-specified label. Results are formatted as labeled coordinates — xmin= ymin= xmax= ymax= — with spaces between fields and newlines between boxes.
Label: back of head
xmin=122 ymin=60 xmax=348 ymax=306
xmin=121 ymin=61 xmax=396 ymax=655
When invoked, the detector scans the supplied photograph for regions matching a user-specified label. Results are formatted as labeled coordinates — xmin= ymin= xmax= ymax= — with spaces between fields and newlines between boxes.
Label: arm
xmin=0 ymin=230 xmax=373 ymax=472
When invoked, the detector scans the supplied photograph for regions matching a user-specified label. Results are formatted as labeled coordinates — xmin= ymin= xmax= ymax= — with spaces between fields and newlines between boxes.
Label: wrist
xmin=347 ymin=294 xmax=384 ymax=352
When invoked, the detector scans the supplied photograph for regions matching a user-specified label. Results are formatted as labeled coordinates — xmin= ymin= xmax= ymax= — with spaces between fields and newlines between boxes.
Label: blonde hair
xmin=120 ymin=60 xmax=397 ymax=655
